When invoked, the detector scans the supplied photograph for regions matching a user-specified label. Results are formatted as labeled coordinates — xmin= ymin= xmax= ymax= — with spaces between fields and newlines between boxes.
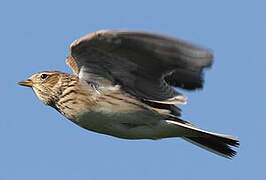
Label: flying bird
xmin=18 ymin=30 xmax=239 ymax=158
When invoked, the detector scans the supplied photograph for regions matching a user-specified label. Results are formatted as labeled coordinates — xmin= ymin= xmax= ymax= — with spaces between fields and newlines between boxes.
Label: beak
xmin=18 ymin=79 xmax=33 ymax=87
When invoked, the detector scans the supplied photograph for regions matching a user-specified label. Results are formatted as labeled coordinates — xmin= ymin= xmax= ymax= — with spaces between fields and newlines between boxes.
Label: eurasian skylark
xmin=18 ymin=30 xmax=239 ymax=158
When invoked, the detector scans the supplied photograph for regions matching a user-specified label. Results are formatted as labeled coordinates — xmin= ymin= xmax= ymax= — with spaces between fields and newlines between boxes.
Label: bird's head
xmin=18 ymin=71 xmax=64 ymax=106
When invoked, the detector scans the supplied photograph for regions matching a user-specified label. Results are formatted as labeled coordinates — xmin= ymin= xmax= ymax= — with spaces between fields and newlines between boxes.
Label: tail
xmin=183 ymin=135 xmax=239 ymax=158
xmin=166 ymin=119 xmax=239 ymax=158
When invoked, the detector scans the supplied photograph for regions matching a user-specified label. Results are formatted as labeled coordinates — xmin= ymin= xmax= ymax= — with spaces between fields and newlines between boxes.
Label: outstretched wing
xmin=66 ymin=30 xmax=213 ymax=104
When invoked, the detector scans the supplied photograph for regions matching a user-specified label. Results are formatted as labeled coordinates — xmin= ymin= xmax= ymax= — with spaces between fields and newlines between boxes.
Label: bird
xmin=18 ymin=30 xmax=239 ymax=158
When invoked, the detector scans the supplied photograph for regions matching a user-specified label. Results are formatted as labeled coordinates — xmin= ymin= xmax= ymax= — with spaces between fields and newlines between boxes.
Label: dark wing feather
xmin=68 ymin=30 xmax=213 ymax=103
xmin=164 ymin=69 xmax=204 ymax=90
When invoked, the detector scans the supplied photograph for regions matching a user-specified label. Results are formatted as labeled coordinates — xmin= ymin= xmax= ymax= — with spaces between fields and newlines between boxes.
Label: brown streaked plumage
xmin=18 ymin=30 xmax=239 ymax=158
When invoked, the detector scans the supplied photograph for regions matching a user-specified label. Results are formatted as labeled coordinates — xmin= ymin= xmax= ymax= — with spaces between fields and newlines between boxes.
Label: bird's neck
xmin=49 ymin=74 xmax=79 ymax=112
xmin=53 ymin=74 xmax=96 ymax=120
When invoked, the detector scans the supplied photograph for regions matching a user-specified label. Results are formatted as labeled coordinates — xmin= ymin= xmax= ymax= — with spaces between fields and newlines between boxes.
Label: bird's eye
xmin=40 ymin=74 xmax=48 ymax=79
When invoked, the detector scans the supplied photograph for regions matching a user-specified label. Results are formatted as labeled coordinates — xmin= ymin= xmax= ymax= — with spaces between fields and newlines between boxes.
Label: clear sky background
xmin=1 ymin=0 xmax=265 ymax=179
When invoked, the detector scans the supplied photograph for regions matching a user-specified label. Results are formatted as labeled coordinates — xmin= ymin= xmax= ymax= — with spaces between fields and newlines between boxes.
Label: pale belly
xmin=72 ymin=109 xmax=183 ymax=140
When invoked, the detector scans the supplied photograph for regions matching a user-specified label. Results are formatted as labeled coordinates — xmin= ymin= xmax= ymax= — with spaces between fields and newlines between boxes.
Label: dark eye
xmin=40 ymin=74 xmax=48 ymax=79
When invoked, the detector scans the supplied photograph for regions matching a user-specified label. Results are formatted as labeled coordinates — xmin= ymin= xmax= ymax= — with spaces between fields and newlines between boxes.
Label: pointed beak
xmin=18 ymin=79 xmax=33 ymax=87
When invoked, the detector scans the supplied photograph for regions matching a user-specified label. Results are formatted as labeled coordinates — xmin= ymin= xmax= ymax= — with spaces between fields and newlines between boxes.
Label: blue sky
xmin=1 ymin=0 xmax=265 ymax=179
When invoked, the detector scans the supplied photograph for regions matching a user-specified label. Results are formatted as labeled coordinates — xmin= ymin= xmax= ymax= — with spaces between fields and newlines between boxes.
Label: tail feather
xmin=166 ymin=120 xmax=239 ymax=158
xmin=183 ymin=136 xmax=239 ymax=158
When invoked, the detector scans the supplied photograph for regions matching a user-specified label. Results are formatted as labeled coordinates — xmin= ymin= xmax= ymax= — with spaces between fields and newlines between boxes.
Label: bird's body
xmin=31 ymin=71 xmax=181 ymax=140
xmin=18 ymin=30 xmax=239 ymax=158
